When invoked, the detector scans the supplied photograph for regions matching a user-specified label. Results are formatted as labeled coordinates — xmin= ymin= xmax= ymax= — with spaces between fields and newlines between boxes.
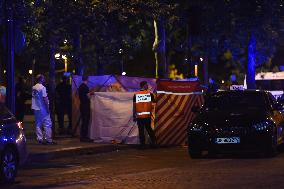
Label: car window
xmin=204 ymin=92 xmax=266 ymax=111
xmin=268 ymin=93 xmax=276 ymax=104
xmin=267 ymin=93 xmax=279 ymax=109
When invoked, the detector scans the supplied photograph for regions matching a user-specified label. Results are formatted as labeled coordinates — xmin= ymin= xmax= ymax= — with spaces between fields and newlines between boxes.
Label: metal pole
xmin=5 ymin=0 xmax=15 ymax=113
xmin=121 ymin=58 xmax=123 ymax=74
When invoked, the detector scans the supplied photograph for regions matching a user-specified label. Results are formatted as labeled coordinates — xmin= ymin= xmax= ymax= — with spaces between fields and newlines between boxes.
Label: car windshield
xmin=203 ymin=92 xmax=267 ymax=111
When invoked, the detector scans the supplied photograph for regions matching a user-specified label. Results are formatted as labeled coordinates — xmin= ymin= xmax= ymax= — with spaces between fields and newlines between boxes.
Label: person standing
xmin=31 ymin=74 xmax=56 ymax=145
xmin=205 ymin=77 xmax=219 ymax=96
xmin=55 ymin=75 xmax=72 ymax=135
xmin=16 ymin=77 xmax=30 ymax=122
xmin=78 ymin=75 xmax=92 ymax=142
xmin=0 ymin=84 xmax=6 ymax=104
xmin=133 ymin=81 xmax=156 ymax=148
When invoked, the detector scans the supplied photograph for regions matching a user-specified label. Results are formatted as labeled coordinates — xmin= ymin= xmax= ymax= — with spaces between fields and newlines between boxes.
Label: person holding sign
xmin=133 ymin=81 xmax=156 ymax=148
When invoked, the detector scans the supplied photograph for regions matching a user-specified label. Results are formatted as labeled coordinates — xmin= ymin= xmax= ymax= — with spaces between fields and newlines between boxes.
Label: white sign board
xmin=136 ymin=94 xmax=151 ymax=103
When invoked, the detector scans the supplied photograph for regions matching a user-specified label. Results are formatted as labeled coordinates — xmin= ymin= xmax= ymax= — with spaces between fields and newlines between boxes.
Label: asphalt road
xmin=5 ymin=147 xmax=284 ymax=189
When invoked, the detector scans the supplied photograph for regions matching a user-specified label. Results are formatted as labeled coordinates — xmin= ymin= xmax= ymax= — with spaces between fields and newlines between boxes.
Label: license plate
xmin=215 ymin=137 xmax=240 ymax=144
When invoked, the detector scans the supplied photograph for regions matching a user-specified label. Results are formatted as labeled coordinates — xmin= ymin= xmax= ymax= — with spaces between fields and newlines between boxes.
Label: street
xmin=5 ymin=147 xmax=284 ymax=189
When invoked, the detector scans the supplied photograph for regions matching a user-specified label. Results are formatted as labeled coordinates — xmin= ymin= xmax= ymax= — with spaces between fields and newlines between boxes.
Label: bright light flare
xmin=55 ymin=53 xmax=61 ymax=59
xmin=17 ymin=122 xmax=23 ymax=130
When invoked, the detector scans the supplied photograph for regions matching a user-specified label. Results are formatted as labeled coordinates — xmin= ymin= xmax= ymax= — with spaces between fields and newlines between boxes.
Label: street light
xmin=194 ymin=64 xmax=198 ymax=77
xmin=119 ymin=48 xmax=124 ymax=75
xmin=194 ymin=57 xmax=204 ymax=77
xmin=119 ymin=48 xmax=123 ymax=54
xmin=62 ymin=54 xmax=68 ymax=73
xmin=54 ymin=53 xmax=68 ymax=72
xmin=55 ymin=53 xmax=61 ymax=59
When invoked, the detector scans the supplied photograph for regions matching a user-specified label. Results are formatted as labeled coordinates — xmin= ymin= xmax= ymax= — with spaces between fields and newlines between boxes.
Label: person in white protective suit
xmin=31 ymin=74 xmax=56 ymax=145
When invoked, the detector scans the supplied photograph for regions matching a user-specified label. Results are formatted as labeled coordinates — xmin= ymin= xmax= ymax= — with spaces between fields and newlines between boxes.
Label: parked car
xmin=188 ymin=90 xmax=284 ymax=158
xmin=0 ymin=104 xmax=27 ymax=183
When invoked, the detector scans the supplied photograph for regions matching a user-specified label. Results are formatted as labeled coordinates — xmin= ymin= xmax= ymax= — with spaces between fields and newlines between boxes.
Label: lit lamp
xmin=195 ymin=57 xmax=204 ymax=77
xmin=62 ymin=54 xmax=68 ymax=73
xmin=28 ymin=70 xmax=33 ymax=75
xmin=54 ymin=53 xmax=68 ymax=72
xmin=194 ymin=65 xmax=198 ymax=77
xmin=55 ymin=53 xmax=61 ymax=59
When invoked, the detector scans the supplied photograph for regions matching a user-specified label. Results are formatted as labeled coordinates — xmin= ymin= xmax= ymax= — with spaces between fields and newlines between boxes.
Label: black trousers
xmin=56 ymin=105 xmax=72 ymax=129
xmin=80 ymin=106 xmax=90 ymax=139
xmin=15 ymin=103 xmax=25 ymax=122
xmin=137 ymin=118 xmax=156 ymax=145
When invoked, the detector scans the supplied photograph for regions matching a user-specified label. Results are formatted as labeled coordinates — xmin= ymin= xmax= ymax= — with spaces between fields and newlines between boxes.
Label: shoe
xmin=37 ymin=140 xmax=44 ymax=144
xmin=45 ymin=141 xmax=57 ymax=145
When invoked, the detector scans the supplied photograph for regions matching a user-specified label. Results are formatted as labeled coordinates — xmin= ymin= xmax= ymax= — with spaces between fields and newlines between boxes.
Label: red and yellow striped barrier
xmin=155 ymin=92 xmax=204 ymax=146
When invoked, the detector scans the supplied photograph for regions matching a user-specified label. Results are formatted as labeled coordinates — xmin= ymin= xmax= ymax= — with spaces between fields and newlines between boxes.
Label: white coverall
xmin=31 ymin=83 xmax=53 ymax=142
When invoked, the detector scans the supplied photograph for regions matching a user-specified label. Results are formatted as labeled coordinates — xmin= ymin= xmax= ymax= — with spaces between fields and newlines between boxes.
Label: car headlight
xmin=190 ymin=123 xmax=203 ymax=132
xmin=252 ymin=121 xmax=272 ymax=131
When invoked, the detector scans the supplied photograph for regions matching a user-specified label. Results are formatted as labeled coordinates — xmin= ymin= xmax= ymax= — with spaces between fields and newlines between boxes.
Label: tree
xmin=175 ymin=0 xmax=283 ymax=88
xmin=92 ymin=0 xmax=176 ymax=78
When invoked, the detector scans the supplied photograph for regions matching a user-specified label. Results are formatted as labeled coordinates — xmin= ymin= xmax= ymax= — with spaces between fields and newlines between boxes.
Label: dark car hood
xmin=195 ymin=110 xmax=269 ymax=128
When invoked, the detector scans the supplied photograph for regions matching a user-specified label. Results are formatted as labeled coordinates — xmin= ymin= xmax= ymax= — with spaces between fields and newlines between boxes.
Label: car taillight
xmin=17 ymin=122 xmax=23 ymax=130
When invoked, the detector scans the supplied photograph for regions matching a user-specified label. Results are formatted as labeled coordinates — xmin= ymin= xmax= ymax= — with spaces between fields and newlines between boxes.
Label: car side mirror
xmin=191 ymin=106 xmax=200 ymax=113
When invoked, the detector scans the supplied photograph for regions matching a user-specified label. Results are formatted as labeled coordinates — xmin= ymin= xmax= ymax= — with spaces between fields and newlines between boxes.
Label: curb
xmin=27 ymin=144 xmax=132 ymax=163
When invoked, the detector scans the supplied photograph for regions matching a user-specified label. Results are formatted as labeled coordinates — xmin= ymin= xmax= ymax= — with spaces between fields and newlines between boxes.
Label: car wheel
xmin=188 ymin=147 xmax=202 ymax=159
xmin=0 ymin=147 xmax=18 ymax=183
xmin=265 ymin=134 xmax=277 ymax=158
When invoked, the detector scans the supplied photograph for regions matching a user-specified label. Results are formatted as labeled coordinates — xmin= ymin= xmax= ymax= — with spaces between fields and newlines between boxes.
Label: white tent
xmin=89 ymin=92 xmax=139 ymax=144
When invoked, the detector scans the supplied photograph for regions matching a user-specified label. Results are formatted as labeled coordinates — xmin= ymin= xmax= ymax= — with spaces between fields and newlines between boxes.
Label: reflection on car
xmin=0 ymin=104 xmax=27 ymax=183
xmin=188 ymin=90 xmax=284 ymax=158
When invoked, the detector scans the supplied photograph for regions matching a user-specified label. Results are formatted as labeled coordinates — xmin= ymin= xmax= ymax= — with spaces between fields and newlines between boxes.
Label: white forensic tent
xmin=72 ymin=75 xmax=156 ymax=144
xmin=89 ymin=92 xmax=139 ymax=144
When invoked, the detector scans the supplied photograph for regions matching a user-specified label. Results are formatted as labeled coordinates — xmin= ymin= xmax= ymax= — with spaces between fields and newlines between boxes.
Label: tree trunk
xmin=95 ymin=45 xmax=104 ymax=75
xmin=5 ymin=0 xmax=15 ymax=114
xmin=203 ymin=35 xmax=210 ymax=86
xmin=73 ymin=28 xmax=84 ymax=76
xmin=203 ymin=57 xmax=209 ymax=85
xmin=247 ymin=34 xmax=256 ymax=89
xmin=49 ymin=40 xmax=56 ymax=137
xmin=153 ymin=18 xmax=167 ymax=78
xmin=97 ymin=55 xmax=104 ymax=75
